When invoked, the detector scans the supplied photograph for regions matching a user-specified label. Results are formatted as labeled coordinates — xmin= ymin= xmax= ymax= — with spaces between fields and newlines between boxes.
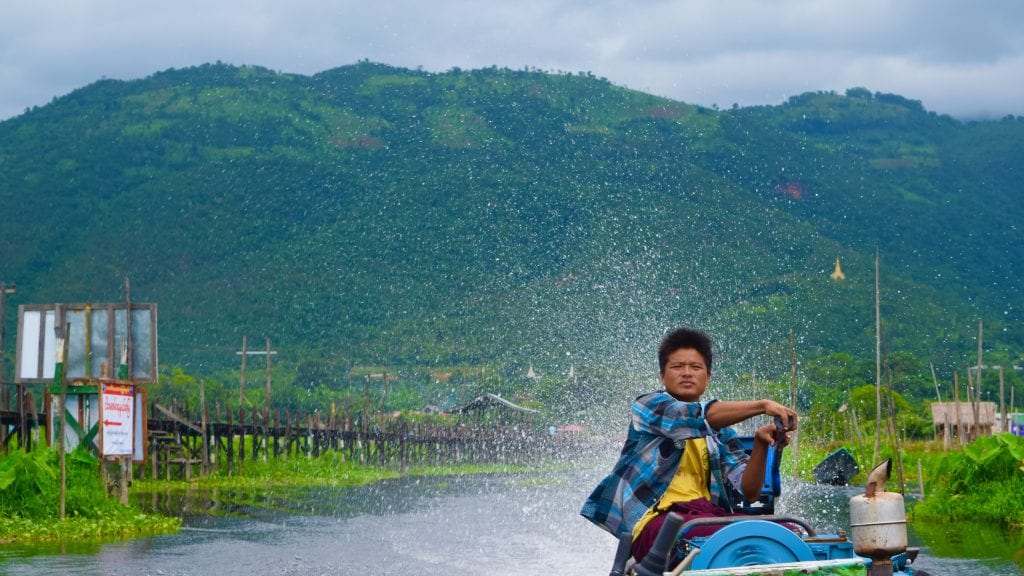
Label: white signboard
xmin=16 ymin=303 xmax=158 ymax=384
xmin=100 ymin=383 xmax=135 ymax=457
xmin=16 ymin=309 xmax=57 ymax=380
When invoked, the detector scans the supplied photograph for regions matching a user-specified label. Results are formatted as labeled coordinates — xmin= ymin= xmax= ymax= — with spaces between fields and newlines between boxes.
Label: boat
xmin=606 ymin=444 xmax=920 ymax=576
xmin=612 ymin=512 xmax=919 ymax=576
xmin=813 ymin=447 xmax=860 ymax=486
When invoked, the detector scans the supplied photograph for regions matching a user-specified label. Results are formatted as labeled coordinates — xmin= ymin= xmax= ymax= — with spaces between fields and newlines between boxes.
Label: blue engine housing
xmin=689 ymin=520 xmax=815 ymax=569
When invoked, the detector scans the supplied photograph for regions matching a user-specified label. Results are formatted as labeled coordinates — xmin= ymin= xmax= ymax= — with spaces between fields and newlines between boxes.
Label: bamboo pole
xmin=0 ymin=283 xmax=11 ymax=406
xmin=226 ymin=407 xmax=234 ymax=473
xmin=117 ymin=342 xmax=129 ymax=505
xmin=200 ymin=379 xmax=209 ymax=476
xmin=872 ymin=248 xmax=882 ymax=467
xmin=124 ymin=278 xmax=133 ymax=380
xmin=239 ymin=335 xmax=247 ymax=465
xmin=966 ymin=366 xmax=978 ymax=441
xmin=954 ymin=372 xmax=963 ymax=446
xmin=884 ymin=354 xmax=905 ymax=495
xmin=789 ymin=329 xmax=799 ymax=479
xmin=931 ymin=364 xmax=950 ymax=450
xmin=975 ymin=320 xmax=983 ymax=435
xmin=55 ymin=331 xmax=67 ymax=520
xmin=265 ymin=337 xmax=271 ymax=461
xmin=999 ymin=366 xmax=1006 ymax=433
xmin=850 ymin=406 xmax=863 ymax=449
xmin=1 ymin=283 xmax=15 ymax=453
xmin=917 ymin=460 xmax=925 ymax=499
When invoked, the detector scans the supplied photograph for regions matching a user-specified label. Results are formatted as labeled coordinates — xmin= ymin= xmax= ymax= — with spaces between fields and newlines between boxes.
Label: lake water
xmin=0 ymin=466 xmax=1021 ymax=575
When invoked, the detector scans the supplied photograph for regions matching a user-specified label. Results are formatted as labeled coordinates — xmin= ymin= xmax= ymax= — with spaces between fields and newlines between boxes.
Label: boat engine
xmin=687 ymin=520 xmax=815 ymax=570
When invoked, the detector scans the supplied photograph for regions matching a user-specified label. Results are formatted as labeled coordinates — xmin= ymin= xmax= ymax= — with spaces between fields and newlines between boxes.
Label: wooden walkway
xmin=3 ymin=403 xmax=571 ymax=481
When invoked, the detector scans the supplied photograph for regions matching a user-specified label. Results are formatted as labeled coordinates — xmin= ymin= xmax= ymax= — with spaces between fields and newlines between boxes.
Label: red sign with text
xmin=100 ymin=383 xmax=135 ymax=456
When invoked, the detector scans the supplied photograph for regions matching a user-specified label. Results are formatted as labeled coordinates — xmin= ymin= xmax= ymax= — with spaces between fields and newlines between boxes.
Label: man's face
xmin=660 ymin=347 xmax=709 ymax=402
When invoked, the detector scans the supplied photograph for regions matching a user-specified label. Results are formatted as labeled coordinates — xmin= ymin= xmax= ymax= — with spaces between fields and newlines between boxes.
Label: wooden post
xmin=975 ymin=320 xmax=983 ymax=435
xmin=850 ymin=407 xmax=863 ymax=447
xmin=885 ymin=356 xmax=905 ymax=495
xmin=117 ymin=341 xmax=130 ymax=503
xmin=285 ymin=410 xmax=292 ymax=459
xmin=1012 ymin=386 xmax=1017 ymax=432
xmin=55 ymin=331 xmax=68 ymax=520
xmin=150 ymin=436 xmax=159 ymax=480
xmin=999 ymin=366 xmax=1006 ymax=433
xmin=954 ymin=372 xmax=963 ymax=446
xmin=917 ymin=460 xmax=925 ymax=499
xmin=200 ymin=379 xmax=209 ymax=477
xmin=124 ymin=278 xmax=133 ymax=381
xmin=872 ymin=248 xmax=882 ymax=467
xmin=118 ymin=456 xmax=129 ymax=505
xmin=1 ymin=386 xmax=7 ymax=450
xmin=226 ymin=407 xmax=234 ymax=474
xmin=238 ymin=336 xmax=247 ymax=465
xmin=273 ymin=409 xmax=280 ymax=458
xmin=265 ymin=338 xmax=271 ymax=460
xmin=363 ymin=375 xmax=370 ymax=422
xmin=966 ymin=366 xmax=978 ymax=441
xmin=215 ymin=402 xmax=222 ymax=471
xmin=251 ymin=405 xmax=259 ymax=462
xmin=931 ymin=364 xmax=949 ymax=450
xmin=0 ymin=283 xmax=13 ymax=451
xmin=789 ymin=329 xmax=799 ymax=479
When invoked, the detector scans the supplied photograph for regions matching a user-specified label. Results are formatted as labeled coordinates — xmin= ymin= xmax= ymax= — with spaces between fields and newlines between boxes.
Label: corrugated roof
xmin=450 ymin=393 xmax=539 ymax=414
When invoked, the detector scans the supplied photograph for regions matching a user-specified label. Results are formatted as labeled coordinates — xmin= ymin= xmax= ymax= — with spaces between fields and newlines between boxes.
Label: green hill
xmin=1 ymin=62 xmax=1021 ymax=385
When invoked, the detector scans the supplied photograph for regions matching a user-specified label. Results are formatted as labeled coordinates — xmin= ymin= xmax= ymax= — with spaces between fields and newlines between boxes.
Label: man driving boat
xmin=581 ymin=327 xmax=798 ymax=567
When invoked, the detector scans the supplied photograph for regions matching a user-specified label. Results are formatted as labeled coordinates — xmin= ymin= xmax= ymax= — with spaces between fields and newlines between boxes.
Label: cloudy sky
xmin=2 ymin=0 xmax=1023 ymax=121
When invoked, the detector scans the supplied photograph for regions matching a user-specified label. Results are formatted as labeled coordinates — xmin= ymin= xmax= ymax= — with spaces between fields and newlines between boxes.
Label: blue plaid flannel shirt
xmin=580 ymin=391 xmax=750 ymax=538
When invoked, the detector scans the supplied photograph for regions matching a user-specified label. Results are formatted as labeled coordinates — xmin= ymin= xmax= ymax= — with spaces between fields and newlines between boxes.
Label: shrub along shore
xmin=0 ymin=448 xmax=180 ymax=544
xmin=4 ymin=433 xmax=1023 ymax=545
xmin=790 ymin=433 xmax=1024 ymax=527
xmin=0 ymin=445 xmax=530 ymax=544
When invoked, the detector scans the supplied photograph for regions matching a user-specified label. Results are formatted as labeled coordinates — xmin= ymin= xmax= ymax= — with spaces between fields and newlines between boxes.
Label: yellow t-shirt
xmin=632 ymin=437 xmax=712 ymax=540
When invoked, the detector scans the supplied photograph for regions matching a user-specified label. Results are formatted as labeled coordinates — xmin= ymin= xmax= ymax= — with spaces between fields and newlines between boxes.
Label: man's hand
xmin=753 ymin=422 xmax=789 ymax=448
xmin=760 ymin=400 xmax=798 ymax=432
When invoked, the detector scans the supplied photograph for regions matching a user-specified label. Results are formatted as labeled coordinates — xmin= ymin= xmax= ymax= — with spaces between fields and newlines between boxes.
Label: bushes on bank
xmin=0 ymin=447 xmax=180 ymax=543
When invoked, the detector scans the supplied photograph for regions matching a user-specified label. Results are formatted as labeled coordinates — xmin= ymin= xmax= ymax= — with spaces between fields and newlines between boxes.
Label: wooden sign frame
xmin=16 ymin=303 xmax=158 ymax=384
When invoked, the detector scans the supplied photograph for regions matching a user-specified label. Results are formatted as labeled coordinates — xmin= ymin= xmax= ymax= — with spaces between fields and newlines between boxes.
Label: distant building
xmin=930 ymin=401 xmax=996 ymax=441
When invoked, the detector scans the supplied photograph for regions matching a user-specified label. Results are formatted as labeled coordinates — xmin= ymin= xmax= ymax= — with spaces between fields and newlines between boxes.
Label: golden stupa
xmin=831 ymin=257 xmax=846 ymax=280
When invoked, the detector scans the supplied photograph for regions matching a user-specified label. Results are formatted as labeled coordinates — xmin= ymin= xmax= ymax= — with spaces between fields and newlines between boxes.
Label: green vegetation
xmin=1 ymin=64 xmax=1022 ymax=531
xmin=0 ymin=442 xmax=532 ymax=544
xmin=791 ymin=433 xmax=1024 ymax=528
xmin=0 ymin=62 xmax=1020 ymax=387
xmin=0 ymin=448 xmax=180 ymax=544
xmin=128 ymin=452 xmax=534 ymax=519
xmin=132 ymin=451 xmax=529 ymax=493
xmin=914 ymin=433 xmax=1024 ymax=526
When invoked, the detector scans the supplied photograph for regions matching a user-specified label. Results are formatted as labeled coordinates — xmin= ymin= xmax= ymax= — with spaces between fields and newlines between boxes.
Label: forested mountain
xmin=1 ymin=62 xmax=1022 ymax=386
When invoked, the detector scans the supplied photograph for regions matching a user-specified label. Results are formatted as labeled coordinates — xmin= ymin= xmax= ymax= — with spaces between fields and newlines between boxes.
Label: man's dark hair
xmin=658 ymin=328 xmax=713 ymax=375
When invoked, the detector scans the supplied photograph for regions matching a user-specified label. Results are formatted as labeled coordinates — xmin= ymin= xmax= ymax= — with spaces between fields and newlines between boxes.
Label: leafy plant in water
xmin=1 ymin=448 xmax=181 ymax=543
xmin=935 ymin=434 xmax=1024 ymax=493
xmin=0 ymin=448 xmax=57 ymax=518
xmin=915 ymin=433 xmax=1024 ymax=525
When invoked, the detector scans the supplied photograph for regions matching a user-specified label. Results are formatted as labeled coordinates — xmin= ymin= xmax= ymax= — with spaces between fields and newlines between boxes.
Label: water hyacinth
xmin=0 ymin=448 xmax=180 ymax=544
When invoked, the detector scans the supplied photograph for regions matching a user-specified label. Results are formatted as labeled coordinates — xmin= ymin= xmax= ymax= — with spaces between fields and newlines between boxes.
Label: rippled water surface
xmin=0 ymin=467 xmax=1021 ymax=575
